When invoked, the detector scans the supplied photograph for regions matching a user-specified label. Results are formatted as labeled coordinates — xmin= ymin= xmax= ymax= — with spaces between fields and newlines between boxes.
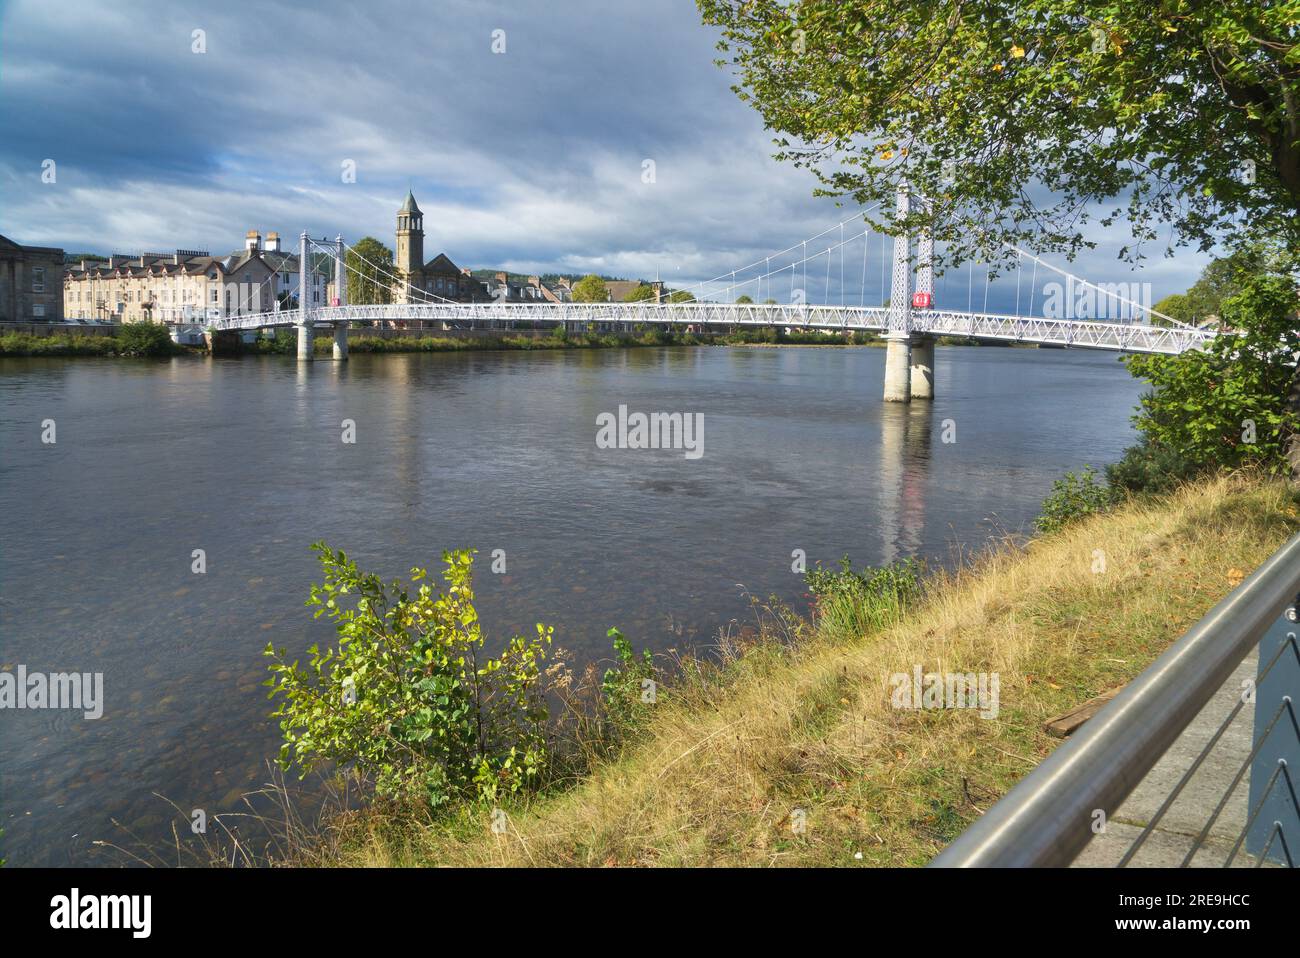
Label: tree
xmin=699 ymin=0 xmax=1300 ymax=477
xmin=1154 ymin=247 xmax=1276 ymax=326
xmin=1184 ymin=247 xmax=1272 ymax=320
xmin=346 ymin=236 xmax=395 ymax=305
xmin=571 ymin=274 xmax=610 ymax=302
xmin=1151 ymin=293 xmax=1194 ymax=326
xmin=667 ymin=290 xmax=696 ymax=303
xmin=735 ymin=294 xmax=754 ymax=304
xmin=1125 ymin=272 xmax=1300 ymax=476
xmin=623 ymin=283 xmax=658 ymax=302
xmin=698 ymin=2 xmax=1300 ymax=268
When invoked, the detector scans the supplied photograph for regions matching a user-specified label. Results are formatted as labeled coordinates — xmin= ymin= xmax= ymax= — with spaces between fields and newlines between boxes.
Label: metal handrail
xmin=203 ymin=300 xmax=1216 ymax=353
xmin=930 ymin=531 xmax=1300 ymax=867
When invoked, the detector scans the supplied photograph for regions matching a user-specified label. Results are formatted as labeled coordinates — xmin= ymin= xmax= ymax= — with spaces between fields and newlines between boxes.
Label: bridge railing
xmin=930 ymin=531 xmax=1300 ymax=868
xmin=204 ymin=301 xmax=1217 ymax=354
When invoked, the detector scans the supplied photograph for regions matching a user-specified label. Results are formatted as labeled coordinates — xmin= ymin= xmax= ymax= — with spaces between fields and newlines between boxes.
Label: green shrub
xmin=804 ymin=556 xmax=923 ymax=638
xmin=1035 ymin=466 xmax=1115 ymax=534
xmin=265 ymin=545 xmax=553 ymax=808
xmin=0 ymin=332 xmax=116 ymax=356
xmin=115 ymin=322 xmax=177 ymax=357
xmin=599 ymin=627 xmax=658 ymax=738
xmin=1105 ymin=439 xmax=1201 ymax=495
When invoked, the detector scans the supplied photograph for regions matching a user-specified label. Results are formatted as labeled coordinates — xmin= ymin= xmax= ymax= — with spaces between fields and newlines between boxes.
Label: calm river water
xmin=0 ymin=344 xmax=1142 ymax=865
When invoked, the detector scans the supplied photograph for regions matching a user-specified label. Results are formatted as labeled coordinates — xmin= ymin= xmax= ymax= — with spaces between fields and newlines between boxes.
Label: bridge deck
xmin=208 ymin=302 xmax=1216 ymax=355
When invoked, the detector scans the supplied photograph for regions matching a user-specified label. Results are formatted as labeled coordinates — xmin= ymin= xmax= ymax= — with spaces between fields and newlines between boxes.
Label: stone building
xmin=0 ymin=234 xmax=65 ymax=323
xmin=64 ymin=246 xmax=275 ymax=324
xmin=393 ymin=191 xmax=482 ymax=302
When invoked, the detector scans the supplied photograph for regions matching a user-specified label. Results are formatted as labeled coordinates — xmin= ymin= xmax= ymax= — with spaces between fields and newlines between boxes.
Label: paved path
xmin=1074 ymin=652 xmax=1266 ymax=867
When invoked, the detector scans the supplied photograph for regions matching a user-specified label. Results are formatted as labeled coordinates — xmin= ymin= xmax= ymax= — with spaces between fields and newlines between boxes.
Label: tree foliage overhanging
xmin=698 ymin=1 xmax=1300 ymax=269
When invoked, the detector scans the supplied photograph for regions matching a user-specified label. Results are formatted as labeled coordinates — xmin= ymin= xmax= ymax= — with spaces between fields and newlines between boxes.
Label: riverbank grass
xmin=310 ymin=473 xmax=1298 ymax=867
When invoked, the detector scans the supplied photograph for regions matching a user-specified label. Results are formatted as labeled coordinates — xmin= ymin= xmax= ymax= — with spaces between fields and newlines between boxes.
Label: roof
xmin=423 ymin=252 xmax=461 ymax=274
xmin=0 ymin=233 xmax=62 ymax=256
xmin=606 ymin=280 xmax=646 ymax=302
xmin=400 ymin=190 xmax=422 ymax=215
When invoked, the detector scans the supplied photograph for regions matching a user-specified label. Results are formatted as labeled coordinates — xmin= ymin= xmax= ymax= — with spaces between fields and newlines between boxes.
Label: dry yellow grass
xmin=325 ymin=474 xmax=1299 ymax=867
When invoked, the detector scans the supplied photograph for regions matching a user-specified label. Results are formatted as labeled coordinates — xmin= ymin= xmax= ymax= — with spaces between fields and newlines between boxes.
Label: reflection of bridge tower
xmin=882 ymin=184 xmax=936 ymax=403
xmin=877 ymin=402 xmax=932 ymax=564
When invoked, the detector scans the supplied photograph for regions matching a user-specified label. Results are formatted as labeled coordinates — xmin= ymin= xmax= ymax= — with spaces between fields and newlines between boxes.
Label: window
xmin=32 ymin=267 xmax=45 ymax=292
xmin=210 ymin=288 xmax=218 ymax=303
xmin=32 ymin=304 xmax=45 ymax=317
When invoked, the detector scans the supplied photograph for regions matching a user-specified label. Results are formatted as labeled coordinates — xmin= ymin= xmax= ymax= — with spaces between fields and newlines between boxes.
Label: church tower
xmin=395 ymin=190 xmax=424 ymax=302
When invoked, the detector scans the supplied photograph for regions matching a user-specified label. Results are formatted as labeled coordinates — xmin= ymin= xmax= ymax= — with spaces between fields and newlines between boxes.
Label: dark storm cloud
xmin=0 ymin=0 xmax=1209 ymax=299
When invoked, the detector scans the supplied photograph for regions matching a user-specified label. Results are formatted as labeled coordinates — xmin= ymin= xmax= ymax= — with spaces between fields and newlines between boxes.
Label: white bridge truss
xmin=210 ymin=301 xmax=1216 ymax=355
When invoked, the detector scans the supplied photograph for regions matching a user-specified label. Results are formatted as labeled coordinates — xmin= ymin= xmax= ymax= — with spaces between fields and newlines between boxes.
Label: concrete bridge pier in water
xmin=882 ymin=186 xmax=936 ymax=403
xmin=882 ymin=333 xmax=936 ymax=402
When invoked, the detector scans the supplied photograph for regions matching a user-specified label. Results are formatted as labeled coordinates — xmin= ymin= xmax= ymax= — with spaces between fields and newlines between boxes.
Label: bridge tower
xmin=883 ymin=185 xmax=913 ymax=402
xmin=297 ymin=231 xmax=314 ymax=362
xmin=332 ymin=235 xmax=348 ymax=361
xmin=910 ymin=202 xmax=936 ymax=400
xmin=882 ymin=184 xmax=938 ymax=402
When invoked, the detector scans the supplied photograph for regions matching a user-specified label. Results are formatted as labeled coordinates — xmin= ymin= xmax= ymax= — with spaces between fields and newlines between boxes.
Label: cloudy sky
xmin=0 ymin=0 xmax=1212 ymax=308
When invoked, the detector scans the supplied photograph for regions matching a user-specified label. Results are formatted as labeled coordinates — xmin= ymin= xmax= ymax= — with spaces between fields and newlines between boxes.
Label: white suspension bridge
xmin=207 ymin=186 xmax=1220 ymax=401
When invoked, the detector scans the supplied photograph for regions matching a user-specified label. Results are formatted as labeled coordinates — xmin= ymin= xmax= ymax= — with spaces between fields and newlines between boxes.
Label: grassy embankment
xmin=0 ymin=330 xmax=194 ymax=357
xmin=311 ymin=473 xmax=1298 ymax=867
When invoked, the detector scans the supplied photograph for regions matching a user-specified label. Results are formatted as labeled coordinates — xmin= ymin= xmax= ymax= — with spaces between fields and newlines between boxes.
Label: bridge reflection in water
xmin=877 ymin=402 xmax=933 ymax=566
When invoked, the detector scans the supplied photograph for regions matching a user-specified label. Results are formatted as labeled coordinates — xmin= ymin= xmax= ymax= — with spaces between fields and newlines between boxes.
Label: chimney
xmin=495 ymin=271 xmax=508 ymax=285
xmin=245 ymin=230 xmax=262 ymax=252
xmin=265 ymin=232 xmax=280 ymax=253
xmin=528 ymin=275 xmax=540 ymax=287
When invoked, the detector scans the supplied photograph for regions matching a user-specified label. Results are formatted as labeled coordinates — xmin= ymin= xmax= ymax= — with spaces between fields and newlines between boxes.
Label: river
xmin=0 ymin=343 xmax=1143 ymax=865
